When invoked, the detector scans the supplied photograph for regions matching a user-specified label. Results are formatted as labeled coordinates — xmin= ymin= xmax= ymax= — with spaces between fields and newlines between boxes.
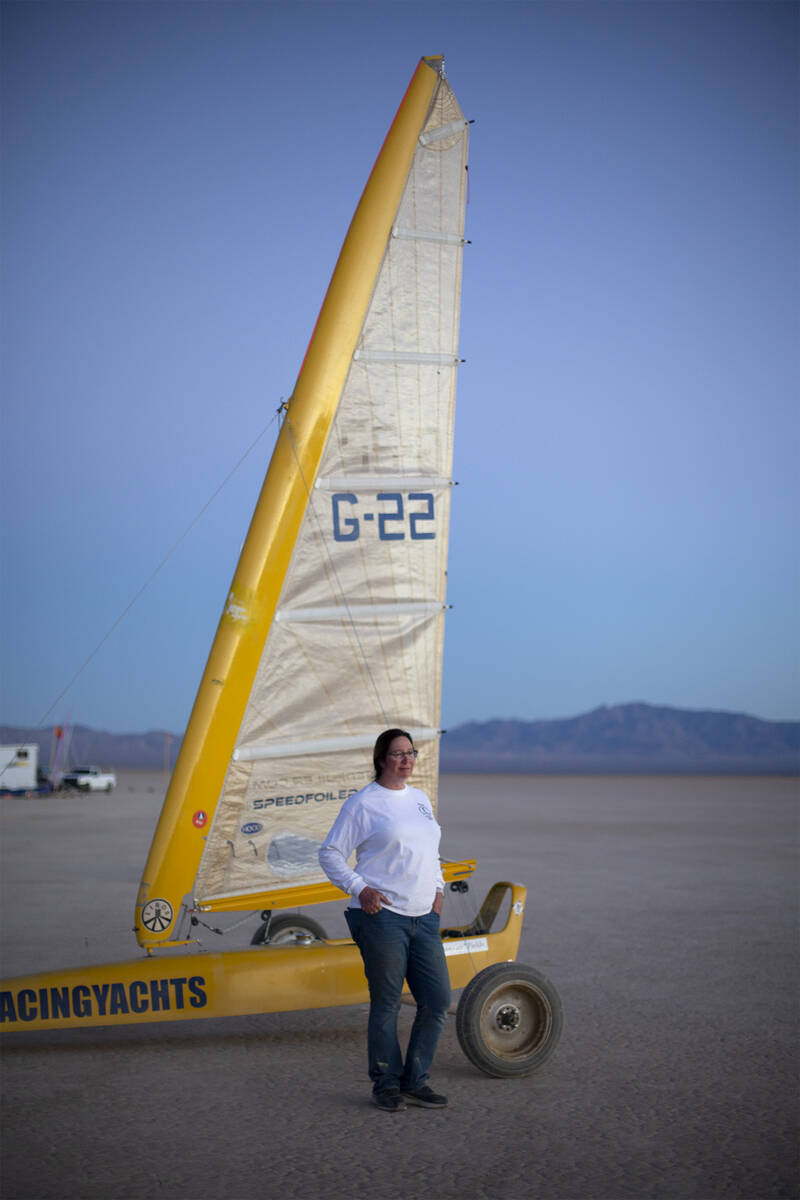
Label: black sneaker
xmin=401 ymin=1085 xmax=448 ymax=1108
xmin=372 ymin=1088 xmax=407 ymax=1112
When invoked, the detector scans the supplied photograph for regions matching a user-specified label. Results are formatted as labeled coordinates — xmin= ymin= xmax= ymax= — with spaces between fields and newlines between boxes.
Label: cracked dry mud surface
xmin=1 ymin=773 xmax=797 ymax=1200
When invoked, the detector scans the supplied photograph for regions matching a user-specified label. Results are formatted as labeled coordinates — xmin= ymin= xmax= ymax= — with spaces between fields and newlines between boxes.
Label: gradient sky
xmin=2 ymin=1 xmax=797 ymax=735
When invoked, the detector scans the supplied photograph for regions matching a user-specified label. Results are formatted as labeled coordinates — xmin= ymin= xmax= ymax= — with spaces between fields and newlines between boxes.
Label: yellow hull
xmin=1 ymin=883 xmax=524 ymax=1034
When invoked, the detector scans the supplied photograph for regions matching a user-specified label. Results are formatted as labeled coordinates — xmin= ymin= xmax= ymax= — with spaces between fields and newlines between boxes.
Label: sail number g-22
xmin=332 ymin=492 xmax=435 ymax=542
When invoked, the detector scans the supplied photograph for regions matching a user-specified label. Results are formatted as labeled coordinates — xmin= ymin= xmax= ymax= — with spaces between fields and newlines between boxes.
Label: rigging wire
xmin=29 ymin=407 xmax=284 ymax=736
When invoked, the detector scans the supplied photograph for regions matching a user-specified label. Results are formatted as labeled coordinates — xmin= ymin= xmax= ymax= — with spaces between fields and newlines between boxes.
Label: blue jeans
xmin=345 ymin=907 xmax=451 ymax=1094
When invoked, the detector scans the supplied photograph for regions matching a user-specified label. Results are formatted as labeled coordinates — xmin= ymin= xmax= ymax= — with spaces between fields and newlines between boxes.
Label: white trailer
xmin=0 ymin=744 xmax=39 ymax=793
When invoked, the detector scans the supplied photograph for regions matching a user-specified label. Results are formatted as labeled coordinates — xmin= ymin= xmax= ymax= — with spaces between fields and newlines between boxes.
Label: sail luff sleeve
xmin=134 ymin=59 xmax=444 ymax=948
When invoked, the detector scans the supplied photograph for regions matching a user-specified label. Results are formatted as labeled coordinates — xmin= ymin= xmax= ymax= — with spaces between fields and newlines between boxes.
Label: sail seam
xmin=275 ymin=601 xmax=446 ymax=623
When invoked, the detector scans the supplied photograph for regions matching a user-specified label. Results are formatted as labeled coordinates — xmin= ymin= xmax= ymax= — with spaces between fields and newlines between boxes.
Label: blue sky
xmin=2 ymin=1 xmax=797 ymax=735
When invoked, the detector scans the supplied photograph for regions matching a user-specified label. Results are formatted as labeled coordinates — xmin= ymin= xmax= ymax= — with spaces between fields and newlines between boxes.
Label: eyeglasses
xmin=386 ymin=750 xmax=418 ymax=760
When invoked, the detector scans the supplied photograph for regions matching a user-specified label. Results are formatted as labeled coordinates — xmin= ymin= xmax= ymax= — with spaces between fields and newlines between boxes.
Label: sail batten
xmin=353 ymin=350 xmax=460 ymax=365
xmin=315 ymin=475 xmax=452 ymax=490
xmin=392 ymin=226 xmax=466 ymax=245
xmin=233 ymin=728 xmax=439 ymax=763
xmin=418 ymin=119 xmax=469 ymax=144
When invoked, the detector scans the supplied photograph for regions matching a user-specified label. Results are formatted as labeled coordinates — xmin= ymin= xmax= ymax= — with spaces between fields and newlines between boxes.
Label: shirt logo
xmin=417 ymin=803 xmax=434 ymax=820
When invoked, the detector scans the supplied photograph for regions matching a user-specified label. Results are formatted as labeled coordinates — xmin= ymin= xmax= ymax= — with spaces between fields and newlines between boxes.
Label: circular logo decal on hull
xmin=141 ymin=899 xmax=174 ymax=933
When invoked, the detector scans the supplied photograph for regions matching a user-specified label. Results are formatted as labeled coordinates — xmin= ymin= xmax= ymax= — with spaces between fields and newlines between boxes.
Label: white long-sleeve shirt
xmin=318 ymin=780 xmax=445 ymax=917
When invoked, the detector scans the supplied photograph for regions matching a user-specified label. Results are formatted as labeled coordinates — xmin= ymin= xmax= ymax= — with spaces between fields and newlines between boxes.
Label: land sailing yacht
xmin=1 ymin=57 xmax=562 ymax=1078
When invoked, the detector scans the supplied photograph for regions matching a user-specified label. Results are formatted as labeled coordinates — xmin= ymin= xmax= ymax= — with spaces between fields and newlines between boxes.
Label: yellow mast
xmin=135 ymin=56 xmax=445 ymax=948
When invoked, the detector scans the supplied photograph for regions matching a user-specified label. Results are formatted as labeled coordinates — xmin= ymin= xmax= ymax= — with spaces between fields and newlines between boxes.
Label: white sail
xmin=194 ymin=78 xmax=469 ymax=904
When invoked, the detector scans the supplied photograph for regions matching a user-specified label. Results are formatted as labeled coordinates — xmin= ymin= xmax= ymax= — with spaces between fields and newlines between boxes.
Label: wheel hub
xmin=495 ymin=1003 xmax=521 ymax=1032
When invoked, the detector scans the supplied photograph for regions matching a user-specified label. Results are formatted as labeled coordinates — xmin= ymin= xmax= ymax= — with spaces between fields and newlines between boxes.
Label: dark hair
xmin=373 ymin=728 xmax=414 ymax=781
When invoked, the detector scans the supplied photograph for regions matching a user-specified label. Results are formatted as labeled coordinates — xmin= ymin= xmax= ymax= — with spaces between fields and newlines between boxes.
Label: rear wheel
xmin=251 ymin=913 xmax=328 ymax=946
xmin=456 ymin=962 xmax=563 ymax=1078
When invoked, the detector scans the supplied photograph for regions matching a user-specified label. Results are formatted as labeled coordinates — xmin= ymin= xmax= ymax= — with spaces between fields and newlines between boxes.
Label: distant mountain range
xmin=439 ymin=703 xmax=799 ymax=774
xmin=0 ymin=725 xmax=181 ymax=773
xmin=2 ymin=703 xmax=798 ymax=775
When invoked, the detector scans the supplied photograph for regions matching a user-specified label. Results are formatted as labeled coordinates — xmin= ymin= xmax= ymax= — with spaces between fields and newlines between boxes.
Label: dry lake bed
xmin=1 ymin=772 xmax=797 ymax=1200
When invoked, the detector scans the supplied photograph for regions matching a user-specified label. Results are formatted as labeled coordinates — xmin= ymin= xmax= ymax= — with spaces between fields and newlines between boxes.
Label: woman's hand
xmin=432 ymin=890 xmax=444 ymax=916
xmin=359 ymin=885 xmax=390 ymax=914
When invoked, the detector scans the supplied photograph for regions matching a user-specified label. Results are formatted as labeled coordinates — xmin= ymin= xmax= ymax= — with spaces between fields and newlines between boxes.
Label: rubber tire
xmin=456 ymin=962 xmax=563 ymax=1078
xmin=250 ymin=913 xmax=328 ymax=946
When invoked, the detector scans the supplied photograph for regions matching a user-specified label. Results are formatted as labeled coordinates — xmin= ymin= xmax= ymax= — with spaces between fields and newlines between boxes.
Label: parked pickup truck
xmin=61 ymin=766 xmax=116 ymax=793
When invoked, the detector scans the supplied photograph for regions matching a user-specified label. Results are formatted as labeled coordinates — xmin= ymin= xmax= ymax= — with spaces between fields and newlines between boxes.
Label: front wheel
xmin=251 ymin=913 xmax=328 ymax=946
xmin=456 ymin=962 xmax=563 ymax=1078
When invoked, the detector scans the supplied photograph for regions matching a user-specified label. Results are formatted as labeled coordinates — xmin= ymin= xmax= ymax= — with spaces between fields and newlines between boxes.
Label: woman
xmin=318 ymin=728 xmax=450 ymax=1112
